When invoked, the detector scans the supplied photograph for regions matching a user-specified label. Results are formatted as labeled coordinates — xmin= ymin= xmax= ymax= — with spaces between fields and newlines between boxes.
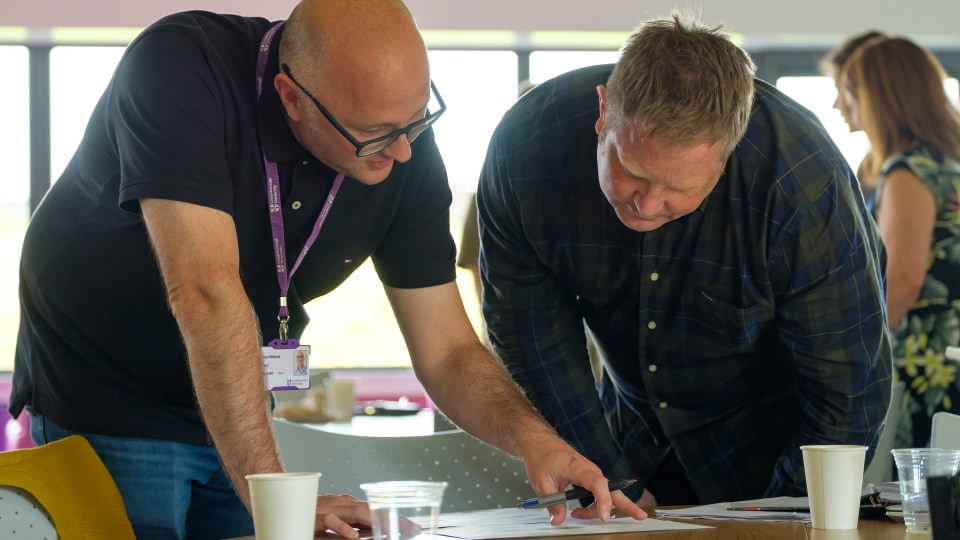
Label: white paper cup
xmin=801 ymin=445 xmax=867 ymax=530
xmin=892 ymin=448 xmax=960 ymax=532
xmin=246 ymin=472 xmax=320 ymax=540
xmin=809 ymin=527 xmax=862 ymax=540
xmin=361 ymin=481 xmax=447 ymax=540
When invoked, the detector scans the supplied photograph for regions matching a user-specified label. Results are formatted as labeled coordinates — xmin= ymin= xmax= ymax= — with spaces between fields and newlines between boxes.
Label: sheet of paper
xmin=872 ymin=481 xmax=902 ymax=503
xmin=412 ymin=507 xmax=711 ymax=539
xmin=656 ymin=496 xmax=812 ymax=522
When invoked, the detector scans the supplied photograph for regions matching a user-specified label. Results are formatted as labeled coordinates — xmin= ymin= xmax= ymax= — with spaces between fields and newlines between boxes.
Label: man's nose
xmin=630 ymin=183 xmax=664 ymax=217
xmin=379 ymin=135 xmax=413 ymax=163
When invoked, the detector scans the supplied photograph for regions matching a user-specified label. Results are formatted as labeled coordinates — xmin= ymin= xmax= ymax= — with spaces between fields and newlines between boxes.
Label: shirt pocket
xmin=690 ymin=289 xmax=773 ymax=355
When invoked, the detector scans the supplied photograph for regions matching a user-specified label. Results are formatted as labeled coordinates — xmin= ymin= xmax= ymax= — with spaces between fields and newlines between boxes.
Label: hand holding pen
xmin=514 ymin=433 xmax=646 ymax=525
xmin=518 ymin=479 xmax=638 ymax=509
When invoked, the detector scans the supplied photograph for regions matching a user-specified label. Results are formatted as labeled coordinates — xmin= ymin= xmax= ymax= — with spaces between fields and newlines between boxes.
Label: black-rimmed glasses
xmin=281 ymin=63 xmax=446 ymax=157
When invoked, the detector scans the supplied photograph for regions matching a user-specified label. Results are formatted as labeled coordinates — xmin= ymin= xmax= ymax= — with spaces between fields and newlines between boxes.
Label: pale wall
xmin=2 ymin=0 xmax=959 ymax=48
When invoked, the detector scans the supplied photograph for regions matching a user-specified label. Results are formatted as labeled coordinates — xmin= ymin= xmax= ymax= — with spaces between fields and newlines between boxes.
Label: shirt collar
xmin=694 ymin=157 xmax=733 ymax=213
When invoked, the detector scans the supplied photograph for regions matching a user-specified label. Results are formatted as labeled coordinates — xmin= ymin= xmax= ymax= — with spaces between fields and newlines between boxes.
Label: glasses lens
xmin=355 ymin=109 xmax=441 ymax=157
xmin=407 ymin=121 xmax=433 ymax=144
xmin=357 ymin=136 xmax=398 ymax=157
xmin=406 ymin=128 xmax=424 ymax=144
xmin=408 ymin=111 xmax=444 ymax=145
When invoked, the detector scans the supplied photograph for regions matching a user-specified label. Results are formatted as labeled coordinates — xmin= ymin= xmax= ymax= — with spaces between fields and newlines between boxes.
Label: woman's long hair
xmin=841 ymin=37 xmax=960 ymax=178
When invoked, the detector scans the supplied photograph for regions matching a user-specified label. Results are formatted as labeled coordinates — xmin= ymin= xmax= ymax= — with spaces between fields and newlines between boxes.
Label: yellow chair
xmin=0 ymin=435 xmax=135 ymax=539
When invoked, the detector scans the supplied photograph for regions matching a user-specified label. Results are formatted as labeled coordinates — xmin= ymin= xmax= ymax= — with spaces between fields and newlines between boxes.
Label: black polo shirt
xmin=11 ymin=11 xmax=455 ymax=446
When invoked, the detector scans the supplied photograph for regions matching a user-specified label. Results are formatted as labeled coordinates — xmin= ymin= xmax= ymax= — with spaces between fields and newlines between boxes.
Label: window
xmin=0 ymin=46 xmax=30 ymax=372
xmin=50 ymin=46 xmax=126 ymax=181
xmin=776 ymin=76 xmax=960 ymax=177
xmin=19 ymin=42 xmax=960 ymax=374
xmin=299 ymin=51 xmax=518 ymax=368
xmin=776 ymin=76 xmax=871 ymax=176
xmin=429 ymin=51 xmax=519 ymax=193
xmin=529 ymin=50 xmax=621 ymax=85
xmin=0 ymin=46 xmax=124 ymax=373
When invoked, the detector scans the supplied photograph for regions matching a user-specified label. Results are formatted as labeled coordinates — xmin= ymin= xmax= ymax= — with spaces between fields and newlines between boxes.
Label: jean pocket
xmin=31 ymin=413 xmax=74 ymax=445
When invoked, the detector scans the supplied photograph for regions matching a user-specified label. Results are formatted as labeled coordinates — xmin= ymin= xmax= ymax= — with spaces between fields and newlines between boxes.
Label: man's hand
xmin=315 ymin=494 xmax=372 ymax=538
xmin=521 ymin=436 xmax=647 ymax=526
xmin=637 ymin=488 xmax=658 ymax=507
xmin=569 ymin=488 xmax=657 ymax=520
xmin=381 ymin=283 xmax=646 ymax=526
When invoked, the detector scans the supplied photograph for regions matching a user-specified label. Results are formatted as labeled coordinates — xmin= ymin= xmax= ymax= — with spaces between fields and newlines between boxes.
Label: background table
xmin=301 ymin=408 xmax=438 ymax=437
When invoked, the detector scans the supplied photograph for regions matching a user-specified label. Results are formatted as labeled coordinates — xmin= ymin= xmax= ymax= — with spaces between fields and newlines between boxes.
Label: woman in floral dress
xmin=841 ymin=36 xmax=960 ymax=449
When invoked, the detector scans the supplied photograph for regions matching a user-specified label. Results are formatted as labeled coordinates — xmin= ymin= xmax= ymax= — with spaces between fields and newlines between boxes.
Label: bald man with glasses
xmin=10 ymin=1 xmax=645 ymax=538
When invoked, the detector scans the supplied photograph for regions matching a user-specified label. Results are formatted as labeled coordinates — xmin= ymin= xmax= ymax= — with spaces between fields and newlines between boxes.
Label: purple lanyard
xmin=257 ymin=21 xmax=344 ymax=341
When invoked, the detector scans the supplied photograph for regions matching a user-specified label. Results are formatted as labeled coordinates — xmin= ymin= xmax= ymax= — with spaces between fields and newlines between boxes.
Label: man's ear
xmin=275 ymin=73 xmax=305 ymax=122
xmin=595 ymin=85 xmax=607 ymax=135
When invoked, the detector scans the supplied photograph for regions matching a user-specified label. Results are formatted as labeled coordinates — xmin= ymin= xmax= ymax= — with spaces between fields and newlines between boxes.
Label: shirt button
xmin=647 ymin=321 xmax=656 ymax=330
xmin=302 ymin=160 xmax=309 ymax=165
xmin=650 ymin=272 xmax=659 ymax=281
xmin=291 ymin=201 xmax=302 ymax=210
xmin=659 ymin=401 xmax=668 ymax=409
xmin=648 ymin=364 xmax=658 ymax=372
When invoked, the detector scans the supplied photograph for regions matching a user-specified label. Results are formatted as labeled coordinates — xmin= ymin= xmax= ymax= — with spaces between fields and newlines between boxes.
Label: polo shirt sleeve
xmin=108 ymin=28 xmax=236 ymax=215
xmin=372 ymin=129 xmax=457 ymax=289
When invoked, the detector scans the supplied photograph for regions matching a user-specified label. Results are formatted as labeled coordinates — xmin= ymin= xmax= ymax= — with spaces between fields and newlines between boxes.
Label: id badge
xmin=261 ymin=339 xmax=311 ymax=390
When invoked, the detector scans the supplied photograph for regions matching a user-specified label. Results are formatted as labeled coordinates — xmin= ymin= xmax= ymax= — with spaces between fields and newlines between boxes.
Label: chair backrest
xmin=932 ymin=411 xmax=960 ymax=451
xmin=273 ymin=418 xmax=531 ymax=512
xmin=0 ymin=485 xmax=58 ymax=538
xmin=0 ymin=435 xmax=135 ymax=540
xmin=863 ymin=381 xmax=906 ymax=486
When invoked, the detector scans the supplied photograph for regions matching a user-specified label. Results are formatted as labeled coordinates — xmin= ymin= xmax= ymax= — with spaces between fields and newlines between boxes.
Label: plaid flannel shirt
xmin=478 ymin=65 xmax=893 ymax=503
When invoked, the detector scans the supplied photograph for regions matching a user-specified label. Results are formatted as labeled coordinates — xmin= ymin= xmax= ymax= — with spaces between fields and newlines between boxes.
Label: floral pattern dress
xmin=876 ymin=145 xmax=960 ymax=449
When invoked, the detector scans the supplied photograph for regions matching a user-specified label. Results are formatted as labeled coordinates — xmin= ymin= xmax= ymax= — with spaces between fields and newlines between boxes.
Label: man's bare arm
xmin=384 ymin=282 xmax=646 ymax=525
xmin=140 ymin=198 xmax=282 ymax=511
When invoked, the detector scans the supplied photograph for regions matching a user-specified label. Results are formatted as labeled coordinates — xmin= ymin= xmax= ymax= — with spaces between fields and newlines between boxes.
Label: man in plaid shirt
xmin=478 ymin=14 xmax=892 ymax=506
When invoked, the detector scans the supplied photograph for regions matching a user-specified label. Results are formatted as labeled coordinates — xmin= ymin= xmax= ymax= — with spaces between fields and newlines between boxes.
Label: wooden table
xmin=514 ymin=506 xmax=913 ymax=540
xmin=589 ymin=509 xmax=911 ymax=540
xmin=231 ymin=508 xmax=913 ymax=540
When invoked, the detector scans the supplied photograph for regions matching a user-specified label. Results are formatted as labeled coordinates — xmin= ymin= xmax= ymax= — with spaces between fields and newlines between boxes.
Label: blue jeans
xmin=31 ymin=412 xmax=254 ymax=540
